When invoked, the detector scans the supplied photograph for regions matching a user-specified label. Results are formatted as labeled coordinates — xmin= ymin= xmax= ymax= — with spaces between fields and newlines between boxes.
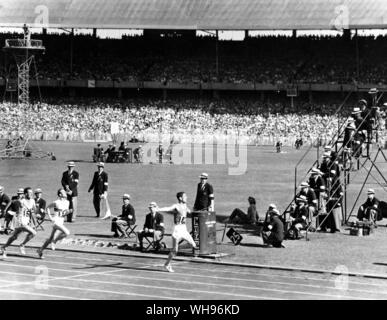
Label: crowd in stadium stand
xmin=2 ymin=33 xmax=387 ymax=84
xmin=1 ymin=98 xmax=385 ymax=145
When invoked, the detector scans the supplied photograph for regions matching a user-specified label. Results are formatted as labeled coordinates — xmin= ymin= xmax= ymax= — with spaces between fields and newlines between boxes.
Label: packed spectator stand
xmin=2 ymin=33 xmax=387 ymax=84
xmin=0 ymin=98 xmax=385 ymax=146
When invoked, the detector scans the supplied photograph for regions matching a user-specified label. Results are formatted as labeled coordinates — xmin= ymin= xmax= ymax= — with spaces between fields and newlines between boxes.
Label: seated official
xmin=288 ymin=195 xmax=309 ymax=239
xmin=104 ymin=144 xmax=116 ymax=163
xmin=118 ymin=141 xmax=126 ymax=152
xmin=357 ymin=189 xmax=380 ymax=224
xmin=226 ymin=196 xmax=259 ymax=225
xmin=295 ymin=182 xmax=317 ymax=217
xmin=111 ymin=194 xmax=136 ymax=238
xmin=93 ymin=144 xmax=104 ymax=162
xmin=34 ymin=188 xmax=46 ymax=220
xmin=262 ymin=207 xmax=284 ymax=248
xmin=308 ymin=168 xmax=325 ymax=201
xmin=133 ymin=145 xmax=143 ymax=163
xmin=137 ymin=202 xmax=165 ymax=251
xmin=276 ymin=141 xmax=282 ymax=153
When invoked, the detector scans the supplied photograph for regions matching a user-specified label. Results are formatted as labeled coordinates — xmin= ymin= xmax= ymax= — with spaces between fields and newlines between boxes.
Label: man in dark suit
xmin=308 ymin=168 xmax=325 ymax=199
xmin=34 ymin=188 xmax=46 ymax=221
xmin=137 ymin=202 xmax=165 ymax=251
xmin=288 ymin=195 xmax=309 ymax=239
xmin=262 ymin=207 xmax=284 ymax=248
xmin=88 ymin=162 xmax=109 ymax=218
xmin=61 ymin=161 xmax=79 ymax=222
xmin=0 ymin=186 xmax=11 ymax=232
xmin=193 ymin=173 xmax=214 ymax=212
xmin=295 ymin=182 xmax=317 ymax=218
xmin=111 ymin=194 xmax=136 ymax=238
xmin=104 ymin=144 xmax=115 ymax=163
xmin=357 ymin=189 xmax=380 ymax=224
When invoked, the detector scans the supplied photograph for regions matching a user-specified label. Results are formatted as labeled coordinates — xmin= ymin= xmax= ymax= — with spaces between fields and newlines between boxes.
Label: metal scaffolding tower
xmin=2 ymin=24 xmax=45 ymax=105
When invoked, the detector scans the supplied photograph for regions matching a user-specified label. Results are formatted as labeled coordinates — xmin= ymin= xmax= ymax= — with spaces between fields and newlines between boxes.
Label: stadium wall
xmin=1 ymin=79 xmax=386 ymax=93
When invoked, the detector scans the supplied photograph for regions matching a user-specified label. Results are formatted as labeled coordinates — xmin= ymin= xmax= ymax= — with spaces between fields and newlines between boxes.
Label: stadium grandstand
xmin=0 ymin=0 xmax=386 ymax=145
xmin=0 ymin=0 xmax=387 ymax=302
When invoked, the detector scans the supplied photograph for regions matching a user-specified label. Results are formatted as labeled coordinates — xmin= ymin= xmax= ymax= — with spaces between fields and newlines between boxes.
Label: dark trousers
xmin=357 ymin=207 xmax=376 ymax=222
xmin=229 ymin=208 xmax=249 ymax=224
xmin=93 ymin=193 xmax=101 ymax=217
xmin=111 ymin=218 xmax=133 ymax=236
xmin=138 ymin=231 xmax=163 ymax=249
xmin=262 ymin=232 xmax=282 ymax=247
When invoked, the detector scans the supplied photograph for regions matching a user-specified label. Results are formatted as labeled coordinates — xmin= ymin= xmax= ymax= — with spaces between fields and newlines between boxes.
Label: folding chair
xmin=125 ymin=224 xmax=137 ymax=240
xmin=142 ymin=232 xmax=166 ymax=252
xmin=35 ymin=215 xmax=46 ymax=231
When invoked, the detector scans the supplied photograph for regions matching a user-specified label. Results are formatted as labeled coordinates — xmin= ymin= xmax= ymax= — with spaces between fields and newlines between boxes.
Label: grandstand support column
xmin=355 ymin=29 xmax=360 ymax=81
xmin=292 ymin=30 xmax=297 ymax=38
xmin=69 ymin=88 xmax=76 ymax=98
xmin=260 ymin=91 xmax=265 ymax=102
xmin=215 ymin=30 xmax=219 ymax=79
xmin=117 ymin=88 xmax=122 ymax=99
xmin=93 ymin=28 xmax=97 ymax=38
xmin=70 ymin=29 xmax=74 ymax=76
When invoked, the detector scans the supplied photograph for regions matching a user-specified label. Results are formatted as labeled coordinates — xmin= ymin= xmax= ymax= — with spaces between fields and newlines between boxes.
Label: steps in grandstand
xmin=281 ymin=91 xmax=387 ymax=239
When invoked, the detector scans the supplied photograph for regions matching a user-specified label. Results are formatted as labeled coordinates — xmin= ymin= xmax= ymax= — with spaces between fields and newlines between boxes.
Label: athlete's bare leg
xmin=20 ymin=226 xmax=36 ymax=247
xmin=164 ymin=237 xmax=178 ymax=272
xmin=2 ymin=228 xmax=22 ymax=249
xmin=40 ymin=228 xmax=57 ymax=252
xmin=52 ymin=225 xmax=70 ymax=244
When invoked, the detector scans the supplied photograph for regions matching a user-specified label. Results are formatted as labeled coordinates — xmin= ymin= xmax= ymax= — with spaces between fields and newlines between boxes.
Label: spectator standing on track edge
xmin=61 ymin=161 xmax=79 ymax=222
xmin=193 ymin=173 xmax=214 ymax=212
xmin=88 ymin=162 xmax=109 ymax=218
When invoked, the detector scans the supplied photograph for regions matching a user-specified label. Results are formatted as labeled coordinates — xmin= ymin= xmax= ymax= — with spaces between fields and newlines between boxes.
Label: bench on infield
xmin=221 ymin=220 xmax=265 ymax=243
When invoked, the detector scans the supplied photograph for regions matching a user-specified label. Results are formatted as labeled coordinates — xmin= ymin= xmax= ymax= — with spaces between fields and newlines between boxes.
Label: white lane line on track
xmin=6 ymin=254 xmax=383 ymax=296
xmin=0 ymin=269 xmax=274 ymax=300
xmin=0 ymin=262 xmax=184 ymax=300
xmin=0 ymin=254 xmax=381 ymax=298
xmin=0 ymin=261 xmax=372 ymax=300
xmin=171 ymin=264 xmax=387 ymax=289
xmin=0 ymin=277 xmax=182 ymax=300
xmin=75 ymin=268 xmax=379 ymax=299
xmin=0 ymin=269 xmax=280 ymax=300
xmin=0 ymin=289 xmax=84 ymax=300
xmin=44 ymin=252 xmax=387 ymax=289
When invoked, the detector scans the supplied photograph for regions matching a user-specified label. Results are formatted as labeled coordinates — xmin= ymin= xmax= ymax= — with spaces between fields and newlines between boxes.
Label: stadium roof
xmin=0 ymin=0 xmax=387 ymax=31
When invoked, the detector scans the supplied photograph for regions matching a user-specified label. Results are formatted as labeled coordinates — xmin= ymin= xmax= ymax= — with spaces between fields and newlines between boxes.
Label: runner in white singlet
xmin=157 ymin=192 xmax=196 ymax=272
xmin=0 ymin=187 xmax=37 ymax=257
xmin=37 ymin=189 xmax=71 ymax=259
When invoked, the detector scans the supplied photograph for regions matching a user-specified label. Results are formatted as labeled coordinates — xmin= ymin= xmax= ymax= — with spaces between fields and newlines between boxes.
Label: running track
xmin=0 ymin=249 xmax=386 ymax=300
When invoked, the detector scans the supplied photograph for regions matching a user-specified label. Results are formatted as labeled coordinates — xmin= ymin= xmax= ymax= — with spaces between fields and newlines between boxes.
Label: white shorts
xmin=53 ymin=216 xmax=64 ymax=226
xmin=172 ymin=224 xmax=194 ymax=244
xmin=14 ymin=216 xmax=30 ymax=229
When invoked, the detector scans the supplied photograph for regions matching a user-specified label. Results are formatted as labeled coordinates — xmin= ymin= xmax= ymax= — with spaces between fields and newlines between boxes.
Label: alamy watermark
xmin=34 ymin=265 xmax=49 ymax=290
xmin=33 ymin=5 xmax=49 ymax=28
xmin=140 ymin=134 xmax=248 ymax=176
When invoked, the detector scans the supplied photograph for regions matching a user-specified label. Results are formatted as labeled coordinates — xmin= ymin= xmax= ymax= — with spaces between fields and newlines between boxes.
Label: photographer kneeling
xmin=262 ymin=207 xmax=284 ymax=248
